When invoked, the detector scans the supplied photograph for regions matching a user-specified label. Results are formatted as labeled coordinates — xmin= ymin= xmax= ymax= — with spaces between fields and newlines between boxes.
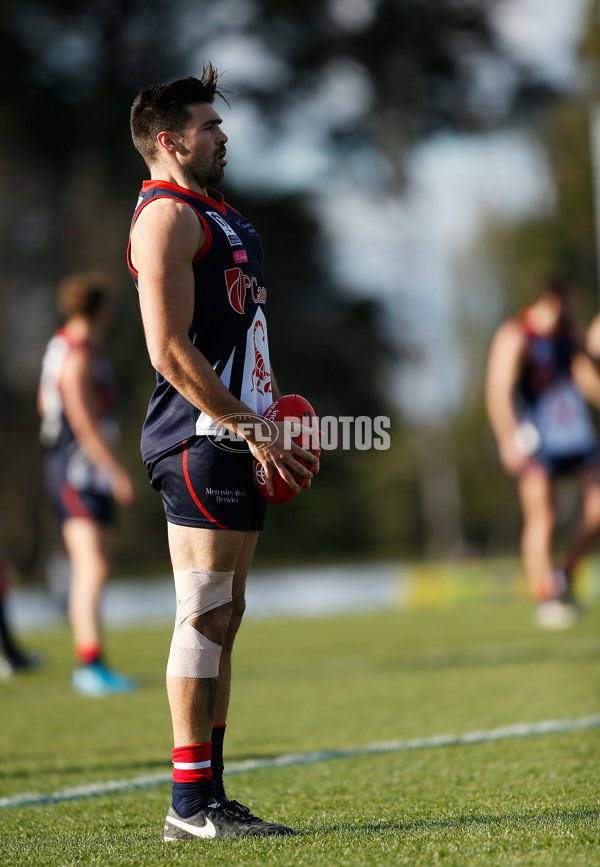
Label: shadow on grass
xmin=313 ymin=805 xmax=600 ymax=837
xmin=0 ymin=748 xmax=297 ymax=783
xmin=0 ymin=758 xmax=169 ymax=781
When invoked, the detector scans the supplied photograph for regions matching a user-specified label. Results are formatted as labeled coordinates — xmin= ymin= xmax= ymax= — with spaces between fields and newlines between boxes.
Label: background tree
xmin=0 ymin=0 xmax=593 ymax=577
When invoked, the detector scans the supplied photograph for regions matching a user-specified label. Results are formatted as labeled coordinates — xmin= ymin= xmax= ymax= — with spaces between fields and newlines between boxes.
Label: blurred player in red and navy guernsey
xmin=38 ymin=272 xmax=136 ymax=695
xmin=486 ymin=274 xmax=600 ymax=628
xmin=128 ymin=66 xmax=317 ymax=840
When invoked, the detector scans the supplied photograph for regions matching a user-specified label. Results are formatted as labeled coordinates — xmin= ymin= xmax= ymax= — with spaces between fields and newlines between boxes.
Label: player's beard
xmin=183 ymin=151 xmax=225 ymax=189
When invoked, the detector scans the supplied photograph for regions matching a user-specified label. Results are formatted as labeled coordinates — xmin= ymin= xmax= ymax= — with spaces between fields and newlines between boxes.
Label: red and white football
xmin=253 ymin=394 xmax=320 ymax=505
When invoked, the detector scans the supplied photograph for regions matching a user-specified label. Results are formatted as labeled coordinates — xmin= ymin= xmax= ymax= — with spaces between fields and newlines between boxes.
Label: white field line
xmin=1 ymin=714 xmax=599 ymax=810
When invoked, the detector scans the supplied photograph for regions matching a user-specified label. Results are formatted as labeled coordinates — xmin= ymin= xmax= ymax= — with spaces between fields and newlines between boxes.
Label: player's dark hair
xmin=541 ymin=273 xmax=575 ymax=300
xmin=130 ymin=63 xmax=227 ymax=164
xmin=57 ymin=271 xmax=113 ymax=320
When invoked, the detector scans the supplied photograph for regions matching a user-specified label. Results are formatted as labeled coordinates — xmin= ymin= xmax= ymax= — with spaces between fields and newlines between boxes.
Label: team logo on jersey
xmin=206 ymin=211 xmax=242 ymax=246
xmin=251 ymin=319 xmax=271 ymax=396
xmin=225 ymin=268 xmax=246 ymax=314
xmin=224 ymin=268 xmax=267 ymax=314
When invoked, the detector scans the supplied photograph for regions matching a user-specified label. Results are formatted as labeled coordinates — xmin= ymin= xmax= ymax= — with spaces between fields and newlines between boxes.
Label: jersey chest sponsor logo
xmin=206 ymin=211 xmax=242 ymax=246
xmin=224 ymin=268 xmax=267 ymax=314
xmin=235 ymin=218 xmax=257 ymax=236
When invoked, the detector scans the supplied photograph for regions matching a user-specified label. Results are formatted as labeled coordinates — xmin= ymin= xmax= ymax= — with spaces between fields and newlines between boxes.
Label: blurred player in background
xmin=38 ymin=272 xmax=136 ymax=695
xmin=128 ymin=67 xmax=315 ymax=840
xmin=486 ymin=274 xmax=600 ymax=628
xmin=0 ymin=553 xmax=42 ymax=678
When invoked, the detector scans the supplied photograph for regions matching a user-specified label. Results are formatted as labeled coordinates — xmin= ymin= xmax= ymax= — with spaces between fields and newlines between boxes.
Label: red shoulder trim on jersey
xmin=141 ymin=180 xmax=227 ymax=214
xmin=127 ymin=196 xmax=213 ymax=277
xmin=518 ymin=309 xmax=571 ymax=342
xmin=518 ymin=309 xmax=553 ymax=339
xmin=517 ymin=311 xmax=537 ymax=338
xmin=205 ymin=187 xmax=227 ymax=213
xmin=193 ymin=212 xmax=212 ymax=263
xmin=56 ymin=327 xmax=93 ymax=354
xmin=225 ymin=201 xmax=242 ymax=216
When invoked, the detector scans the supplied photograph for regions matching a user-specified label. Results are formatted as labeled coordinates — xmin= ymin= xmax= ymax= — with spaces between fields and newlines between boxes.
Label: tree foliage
xmin=0 ymin=0 xmax=589 ymax=575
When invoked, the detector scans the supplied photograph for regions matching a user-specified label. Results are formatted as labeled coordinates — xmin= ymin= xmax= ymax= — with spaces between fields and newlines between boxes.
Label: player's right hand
xmin=499 ymin=436 xmax=528 ymax=477
xmin=247 ymin=420 xmax=315 ymax=496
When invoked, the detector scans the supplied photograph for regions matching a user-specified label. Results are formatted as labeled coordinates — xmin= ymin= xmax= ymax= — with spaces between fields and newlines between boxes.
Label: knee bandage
xmin=166 ymin=567 xmax=234 ymax=679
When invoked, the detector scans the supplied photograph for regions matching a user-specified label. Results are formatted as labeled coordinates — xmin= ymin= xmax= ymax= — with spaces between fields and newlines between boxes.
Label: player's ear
xmin=157 ymin=131 xmax=179 ymax=153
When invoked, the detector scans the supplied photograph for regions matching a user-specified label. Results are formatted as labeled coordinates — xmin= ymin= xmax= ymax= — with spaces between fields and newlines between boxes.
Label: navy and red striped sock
xmin=171 ymin=742 xmax=214 ymax=818
xmin=75 ymin=645 xmax=101 ymax=666
xmin=210 ymin=724 xmax=227 ymax=802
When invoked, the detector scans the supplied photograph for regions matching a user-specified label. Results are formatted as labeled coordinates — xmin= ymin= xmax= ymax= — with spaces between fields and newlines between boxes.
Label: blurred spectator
xmin=485 ymin=274 xmax=600 ymax=628
xmin=0 ymin=554 xmax=42 ymax=678
xmin=38 ymin=272 xmax=137 ymax=695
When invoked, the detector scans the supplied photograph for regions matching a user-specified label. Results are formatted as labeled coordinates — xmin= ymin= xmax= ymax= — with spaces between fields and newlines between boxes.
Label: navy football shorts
xmin=530 ymin=446 xmax=600 ymax=477
xmin=44 ymin=449 xmax=114 ymax=526
xmin=147 ymin=436 xmax=267 ymax=531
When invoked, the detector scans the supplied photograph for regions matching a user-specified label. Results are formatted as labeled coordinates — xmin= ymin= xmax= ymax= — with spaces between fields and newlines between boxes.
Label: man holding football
xmin=128 ymin=65 xmax=316 ymax=840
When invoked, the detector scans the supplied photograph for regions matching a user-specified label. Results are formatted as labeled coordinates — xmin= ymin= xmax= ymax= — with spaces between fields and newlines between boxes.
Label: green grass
xmin=1 ymin=597 xmax=599 ymax=865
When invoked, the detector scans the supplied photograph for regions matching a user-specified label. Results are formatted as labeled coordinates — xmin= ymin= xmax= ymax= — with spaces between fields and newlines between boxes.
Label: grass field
xmin=1 ymin=594 xmax=599 ymax=865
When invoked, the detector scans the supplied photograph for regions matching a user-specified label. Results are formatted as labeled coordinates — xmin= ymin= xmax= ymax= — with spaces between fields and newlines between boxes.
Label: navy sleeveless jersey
xmin=39 ymin=329 xmax=118 ymax=494
xmin=127 ymin=181 xmax=273 ymax=463
xmin=516 ymin=320 xmax=579 ymax=407
xmin=514 ymin=316 xmax=597 ymax=459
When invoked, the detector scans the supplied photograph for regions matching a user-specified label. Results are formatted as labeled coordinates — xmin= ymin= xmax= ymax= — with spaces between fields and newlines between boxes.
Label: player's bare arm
xmin=583 ymin=312 xmax=600 ymax=368
xmin=485 ymin=319 xmax=528 ymax=476
xmin=132 ymin=199 xmax=314 ymax=493
xmin=573 ymin=312 xmax=600 ymax=407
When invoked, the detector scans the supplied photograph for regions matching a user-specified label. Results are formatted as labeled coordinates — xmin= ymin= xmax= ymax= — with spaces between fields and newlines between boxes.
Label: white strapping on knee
xmin=166 ymin=567 xmax=234 ymax=679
